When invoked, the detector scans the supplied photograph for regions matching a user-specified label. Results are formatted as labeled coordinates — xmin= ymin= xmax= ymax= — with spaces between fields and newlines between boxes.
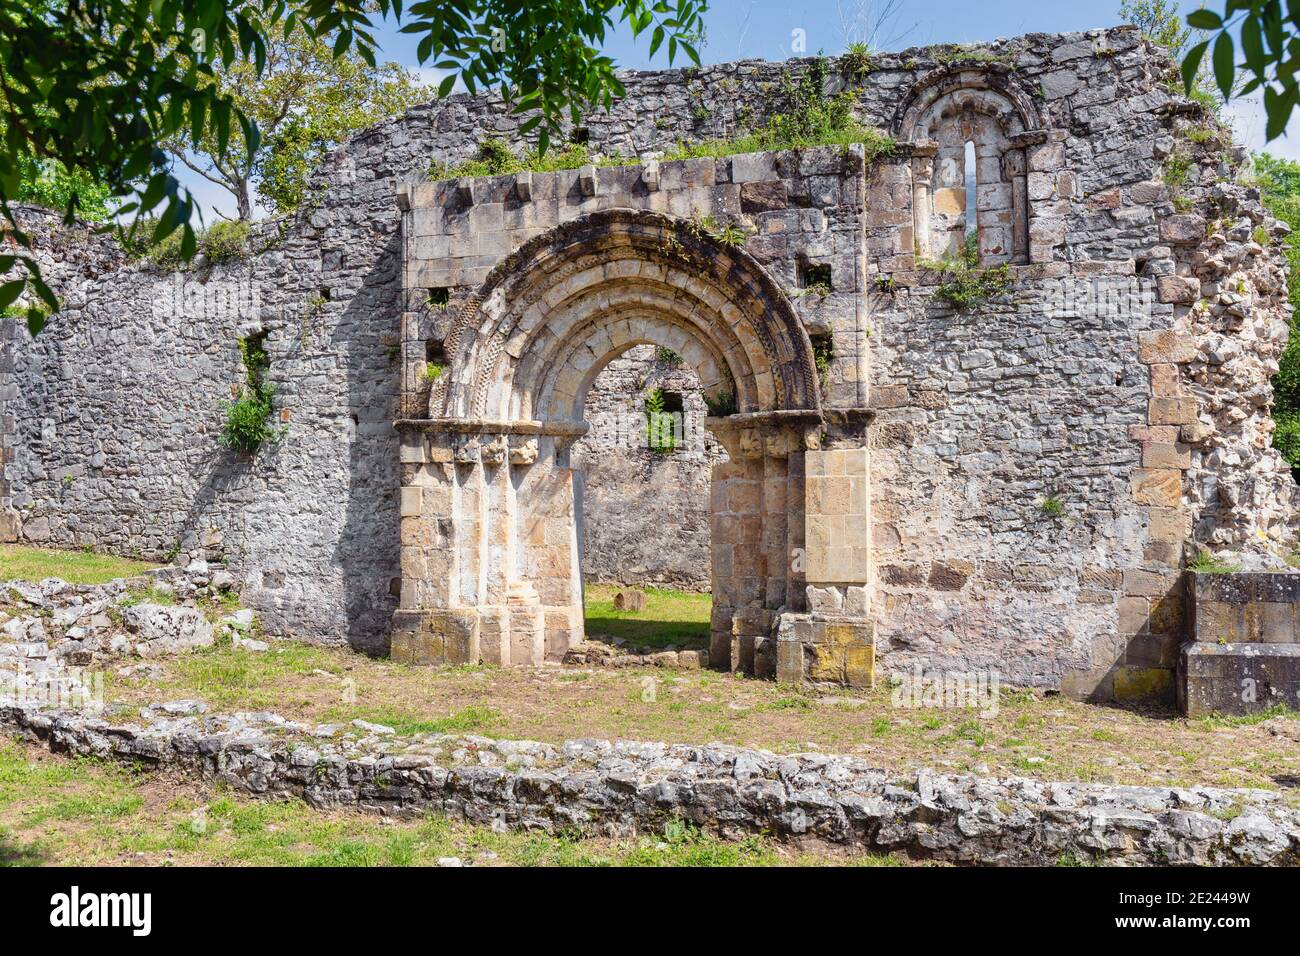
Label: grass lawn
xmin=0 ymin=545 xmax=158 ymax=585
xmin=5 ymin=544 xmax=1300 ymax=801
xmin=583 ymin=583 xmax=710 ymax=650
xmin=97 ymin=639 xmax=1300 ymax=797
xmin=0 ymin=741 xmax=900 ymax=867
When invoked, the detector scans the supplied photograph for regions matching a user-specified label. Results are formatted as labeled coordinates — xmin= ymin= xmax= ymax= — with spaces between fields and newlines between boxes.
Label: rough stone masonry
xmin=2 ymin=26 xmax=1298 ymax=701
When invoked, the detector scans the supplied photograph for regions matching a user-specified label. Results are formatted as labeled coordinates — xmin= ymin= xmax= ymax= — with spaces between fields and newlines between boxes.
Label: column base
xmin=775 ymin=612 xmax=875 ymax=689
xmin=391 ymin=609 xmax=481 ymax=665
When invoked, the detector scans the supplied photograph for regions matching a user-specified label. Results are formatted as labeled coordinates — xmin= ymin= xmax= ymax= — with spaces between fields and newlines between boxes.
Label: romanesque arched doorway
xmin=393 ymin=208 xmax=870 ymax=684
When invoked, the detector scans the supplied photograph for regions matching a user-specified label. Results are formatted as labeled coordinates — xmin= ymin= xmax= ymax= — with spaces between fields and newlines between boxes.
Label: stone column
xmin=776 ymin=442 xmax=875 ymax=689
xmin=909 ymin=141 xmax=938 ymax=261
xmin=392 ymin=419 xmax=585 ymax=667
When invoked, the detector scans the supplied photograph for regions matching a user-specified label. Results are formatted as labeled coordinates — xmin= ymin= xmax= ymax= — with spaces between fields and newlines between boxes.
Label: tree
xmin=1180 ymin=2 xmax=1300 ymax=140
xmin=167 ymin=23 xmax=431 ymax=219
xmin=1122 ymin=0 xmax=1194 ymax=58
xmin=1253 ymin=152 xmax=1300 ymax=465
xmin=1121 ymin=0 xmax=1220 ymax=110
xmin=0 ymin=1 xmax=706 ymax=334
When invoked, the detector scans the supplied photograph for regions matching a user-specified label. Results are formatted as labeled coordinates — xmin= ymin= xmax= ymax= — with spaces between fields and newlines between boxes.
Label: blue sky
xmin=180 ymin=0 xmax=1298 ymax=219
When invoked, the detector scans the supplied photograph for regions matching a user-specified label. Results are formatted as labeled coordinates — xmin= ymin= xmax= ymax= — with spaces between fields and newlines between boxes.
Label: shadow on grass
xmin=583 ymin=585 xmax=710 ymax=652
xmin=0 ymin=827 xmax=47 ymax=867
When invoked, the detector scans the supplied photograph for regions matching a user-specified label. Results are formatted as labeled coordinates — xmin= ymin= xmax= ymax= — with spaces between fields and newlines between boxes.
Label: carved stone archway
xmin=393 ymin=208 xmax=870 ymax=684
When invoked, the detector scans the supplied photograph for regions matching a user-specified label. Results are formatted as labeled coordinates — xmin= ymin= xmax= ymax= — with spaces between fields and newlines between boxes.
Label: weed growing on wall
xmin=839 ymin=42 xmax=875 ymax=82
xmin=219 ymin=334 xmax=282 ymax=454
xmin=919 ymin=234 xmax=1013 ymax=310
xmin=1187 ymin=549 xmax=1241 ymax=573
xmin=686 ymin=213 xmax=751 ymax=248
xmin=812 ymin=335 xmax=834 ymax=390
xmin=427 ymin=137 xmax=630 ymax=181
xmin=664 ymin=58 xmax=894 ymax=162
xmin=644 ymin=387 xmax=678 ymax=453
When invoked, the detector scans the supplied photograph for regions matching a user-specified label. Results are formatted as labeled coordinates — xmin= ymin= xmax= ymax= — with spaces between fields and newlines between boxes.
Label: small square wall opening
xmin=428 ymin=287 xmax=450 ymax=308
xmin=801 ymin=263 xmax=832 ymax=292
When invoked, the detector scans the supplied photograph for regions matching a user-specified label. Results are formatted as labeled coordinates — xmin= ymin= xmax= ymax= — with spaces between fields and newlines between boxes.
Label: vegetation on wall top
xmin=147 ymin=220 xmax=252 ymax=270
xmin=664 ymin=58 xmax=894 ymax=163
xmin=427 ymin=137 xmax=630 ymax=182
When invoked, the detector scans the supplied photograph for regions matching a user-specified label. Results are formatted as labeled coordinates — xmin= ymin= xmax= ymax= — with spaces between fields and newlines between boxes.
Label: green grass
xmin=583 ymin=584 xmax=711 ymax=651
xmin=0 ymin=544 xmax=157 ymax=585
xmin=0 ymin=741 xmax=900 ymax=867
xmin=323 ymin=704 xmax=502 ymax=737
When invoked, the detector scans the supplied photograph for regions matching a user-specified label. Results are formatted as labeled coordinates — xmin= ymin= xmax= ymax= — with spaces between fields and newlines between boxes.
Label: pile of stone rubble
xmin=2 ymin=696 xmax=1297 ymax=866
xmin=0 ymin=573 xmax=264 ymax=707
xmin=563 ymin=637 xmax=708 ymax=670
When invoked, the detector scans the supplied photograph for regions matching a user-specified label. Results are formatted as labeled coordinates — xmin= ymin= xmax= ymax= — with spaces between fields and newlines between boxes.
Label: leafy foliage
xmin=663 ymin=58 xmax=894 ymax=162
xmin=1255 ymin=152 xmax=1300 ymax=467
xmin=167 ymin=20 xmax=431 ymax=218
xmin=0 ymin=0 xmax=708 ymax=333
xmin=219 ymin=334 xmax=281 ymax=454
xmin=16 ymin=161 xmax=112 ymax=222
xmin=643 ymin=387 xmax=678 ymax=453
xmin=919 ymin=234 xmax=1013 ymax=311
xmin=1180 ymin=1 xmax=1298 ymax=138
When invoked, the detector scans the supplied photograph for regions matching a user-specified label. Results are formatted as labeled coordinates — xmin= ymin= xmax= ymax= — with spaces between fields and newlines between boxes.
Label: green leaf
xmin=0 ymin=279 xmax=25 ymax=311
xmin=1212 ymin=31 xmax=1235 ymax=100
xmin=1182 ymin=40 xmax=1209 ymax=93
xmin=1186 ymin=9 xmax=1222 ymax=29
xmin=1265 ymin=83 xmax=1296 ymax=139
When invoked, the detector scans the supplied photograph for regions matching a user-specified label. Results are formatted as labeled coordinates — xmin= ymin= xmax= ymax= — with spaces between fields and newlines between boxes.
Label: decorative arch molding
xmin=431 ymin=208 xmax=822 ymax=422
xmin=893 ymin=66 xmax=1042 ymax=141
xmin=393 ymin=205 xmax=867 ymax=686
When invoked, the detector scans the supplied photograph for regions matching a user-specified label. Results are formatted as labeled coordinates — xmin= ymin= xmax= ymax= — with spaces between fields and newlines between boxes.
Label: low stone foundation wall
xmin=3 ymin=703 xmax=1296 ymax=865
xmin=1181 ymin=571 xmax=1300 ymax=716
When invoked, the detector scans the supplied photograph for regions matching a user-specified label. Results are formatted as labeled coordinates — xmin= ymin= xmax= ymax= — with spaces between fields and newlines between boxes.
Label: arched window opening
xmin=901 ymin=81 xmax=1035 ymax=268
xmin=963 ymin=139 xmax=978 ymax=251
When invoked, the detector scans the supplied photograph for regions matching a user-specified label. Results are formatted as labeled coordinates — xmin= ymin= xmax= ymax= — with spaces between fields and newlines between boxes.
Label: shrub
xmin=663 ymin=58 xmax=894 ymax=163
xmin=201 ymin=220 xmax=251 ymax=263
xmin=920 ymin=234 xmax=1013 ymax=311
xmin=146 ymin=219 xmax=251 ymax=269
xmin=219 ymin=335 xmax=282 ymax=454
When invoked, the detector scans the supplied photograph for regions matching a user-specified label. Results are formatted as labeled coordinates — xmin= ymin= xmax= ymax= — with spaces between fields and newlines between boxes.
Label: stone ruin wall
xmin=576 ymin=346 xmax=721 ymax=592
xmin=2 ymin=25 xmax=1297 ymax=698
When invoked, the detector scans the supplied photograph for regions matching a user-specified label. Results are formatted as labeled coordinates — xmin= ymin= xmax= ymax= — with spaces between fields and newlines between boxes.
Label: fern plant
xmin=644 ymin=388 xmax=678 ymax=453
